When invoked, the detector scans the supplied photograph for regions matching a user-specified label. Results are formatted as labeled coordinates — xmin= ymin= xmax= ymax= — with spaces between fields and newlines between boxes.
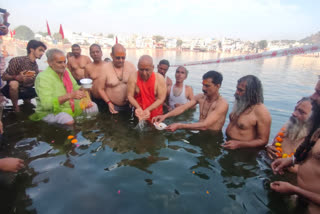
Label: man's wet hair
xmin=46 ymin=48 xmax=64 ymax=62
xmin=71 ymin=44 xmax=80 ymax=49
xmin=27 ymin=40 xmax=47 ymax=54
xmin=90 ymin=43 xmax=101 ymax=51
xmin=159 ymin=59 xmax=170 ymax=67
xmin=238 ymin=75 xmax=264 ymax=104
xmin=176 ymin=66 xmax=189 ymax=77
xmin=202 ymin=70 xmax=223 ymax=85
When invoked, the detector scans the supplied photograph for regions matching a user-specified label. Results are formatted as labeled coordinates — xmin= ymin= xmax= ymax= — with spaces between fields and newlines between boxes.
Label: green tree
xmin=63 ymin=38 xmax=70 ymax=44
xmin=153 ymin=35 xmax=164 ymax=42
xmin=176 ymin=39 xmax=183 ymax=47
xmin=37 ymin=31 xmax=48 ymax=37
xmin=258 ymin=40 xmax=268 ymax=50
xmin=14 ymin=25 xmax=35 ymax=40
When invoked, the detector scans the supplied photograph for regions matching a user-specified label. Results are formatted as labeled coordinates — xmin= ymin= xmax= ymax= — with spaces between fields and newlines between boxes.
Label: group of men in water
xmin=1 ymin=40 xmax=320 ymax=213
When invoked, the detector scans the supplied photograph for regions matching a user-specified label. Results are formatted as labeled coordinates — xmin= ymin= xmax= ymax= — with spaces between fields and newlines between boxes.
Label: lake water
xmin=1 ymin=47 xmax=319 ymax=213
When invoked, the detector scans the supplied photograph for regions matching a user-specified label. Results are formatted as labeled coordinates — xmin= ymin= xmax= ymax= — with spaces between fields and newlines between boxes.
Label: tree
xmin=63 ymin=38 xmax=70 ymax=44
xmin=153 ymin=35 xmax=164 ymax=42
xmin=258 ymin=40 xmax=268 ymax=50
xmin=14 ymin=25 xmax=35 ymax=40
xmin=37 ymin=31 xmax=48 ymax=37
xmin=176 ymin=39 xmax=183 ymax=47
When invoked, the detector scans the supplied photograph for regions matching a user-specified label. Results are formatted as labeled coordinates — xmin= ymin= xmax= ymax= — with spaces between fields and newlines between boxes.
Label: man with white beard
xmin=266 ymin=97 xmax=313 ymax=163
xmin=223 ymin=75 xmax=271 ymax=149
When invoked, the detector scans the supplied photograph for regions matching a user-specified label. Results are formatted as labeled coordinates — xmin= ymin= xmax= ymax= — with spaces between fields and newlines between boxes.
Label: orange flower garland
xmin=274 ymin=127 xmax=294 ymax=158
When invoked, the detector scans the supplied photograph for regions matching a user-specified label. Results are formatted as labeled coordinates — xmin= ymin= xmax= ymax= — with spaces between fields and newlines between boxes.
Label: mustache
xmin=203 ymin=90 xmax=207 ymax=94
xmin=289 ymin=116 xmax=298 ymax=124
xmin=234 ymin=94 xmax=240 ymax=100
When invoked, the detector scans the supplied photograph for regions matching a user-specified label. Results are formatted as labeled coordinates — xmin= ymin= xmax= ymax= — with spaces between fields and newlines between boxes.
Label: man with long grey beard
xmin=266 ymin=97 xmax=313 ymax=160
xmin=223 ymin=75 xmax=271 ymax=149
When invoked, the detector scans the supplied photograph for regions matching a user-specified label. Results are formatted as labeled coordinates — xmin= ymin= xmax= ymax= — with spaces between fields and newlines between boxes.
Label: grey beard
xmin=231 ymin=95 xmax=249 ymax=118
xmin=285 ymin=116 xmax=312 ymax=142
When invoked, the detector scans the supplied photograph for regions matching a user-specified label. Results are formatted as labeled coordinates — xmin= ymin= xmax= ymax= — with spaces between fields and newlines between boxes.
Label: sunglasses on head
xmin=115 ymin=56 xmax=125 ymax=60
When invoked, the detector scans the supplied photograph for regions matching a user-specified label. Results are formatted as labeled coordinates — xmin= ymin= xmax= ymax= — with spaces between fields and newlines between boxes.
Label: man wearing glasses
xmin=98 ymin=44 xmax=136 ymax=114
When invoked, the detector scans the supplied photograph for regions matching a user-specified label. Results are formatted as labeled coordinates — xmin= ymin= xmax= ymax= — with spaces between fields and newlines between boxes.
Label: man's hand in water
xmin=166 ymin=123 xmax=182 ymax=132
xmin=271 ymin=157 xmax=293 ymax=175
xmin=270 ymin=181 xmax=296 ymax=194
xmin=0 ymin=158 xmax=25 ymax=172
xmin=108 ymin=102 xmax=119 ymax=114
xmin=142 ymin=109 xmax=150 ymax=120
xmin=135 ymin=108 xmax=149 ymax=120
xmin=152 ymin=115 xmax=166 ymax=123
xmin=222 ymin=140 xmax=240 ymax=150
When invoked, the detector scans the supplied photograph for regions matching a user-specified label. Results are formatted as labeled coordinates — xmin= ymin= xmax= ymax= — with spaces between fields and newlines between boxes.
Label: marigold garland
xmin=274 ymin=127 xmax=294 ymax=158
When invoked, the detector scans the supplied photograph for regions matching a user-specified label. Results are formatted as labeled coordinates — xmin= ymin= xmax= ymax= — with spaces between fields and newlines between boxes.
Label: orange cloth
xmin=135 ymin=72 xmax=163 ymax=121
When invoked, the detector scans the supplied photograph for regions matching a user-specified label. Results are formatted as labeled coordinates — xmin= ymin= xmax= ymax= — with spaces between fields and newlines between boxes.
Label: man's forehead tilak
xmin=58 ymin=56 xmax=66 ymax=61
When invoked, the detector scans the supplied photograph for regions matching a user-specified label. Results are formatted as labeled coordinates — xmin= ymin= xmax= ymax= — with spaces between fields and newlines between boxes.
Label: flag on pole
xmin=9 ymin=30 xmax=13 ymax=38
xmin=116 ymin=36 xmax=118 ymax=44
xmin=13 ymin=29 xmax=15 ymax=35
xmin=46 ymin=20 xmax=51 ymax=36
xmin=59 ymin=24 xmax=64 ymax=39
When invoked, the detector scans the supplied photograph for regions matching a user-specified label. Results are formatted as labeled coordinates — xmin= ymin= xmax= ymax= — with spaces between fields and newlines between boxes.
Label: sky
xmin=2 ymin=0 xmax=320 ymax=40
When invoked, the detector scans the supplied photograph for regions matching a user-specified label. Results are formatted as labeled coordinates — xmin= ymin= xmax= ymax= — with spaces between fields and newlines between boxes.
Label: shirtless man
xmin=127 ymin=55 xmax=166 ymax=121
xmin=223 ymin=75 xmax=271 ymax=149
xmin=153 ymin=70 xmax=229 ymax=132
xmin=92 ymin=44 xmax=136 ymax=114
xmin=266 ymin=97 xmax=313 ymax=160
xmin=84 ymin=44 xmax=108 ymax=110
xmin=168 ymin=66 xmax=194 ymax=111
xmin=67 ymin=44 xmax=91 ymax=83
xmin=157 ymin=59 xmax=172 ymax=111
xmin=157 ymin=59 xmax=172 ymax=90
xmin=270 ymin=79 xmax=320 ymax=214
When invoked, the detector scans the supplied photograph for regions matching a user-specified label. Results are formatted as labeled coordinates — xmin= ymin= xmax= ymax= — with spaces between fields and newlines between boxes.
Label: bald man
xmin=127 ymin=55 xmax=167 ymax=121
xmin=89 ymin=44 xmax=136 ymax=113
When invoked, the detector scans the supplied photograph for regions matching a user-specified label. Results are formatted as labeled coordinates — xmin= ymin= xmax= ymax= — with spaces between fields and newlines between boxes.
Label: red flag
xmin=116 ymin=36 xmax=118 ymax=44
xmin=46 ymin=21 xmax=51 ymax=36
xmin=59 ymin=24 xmax=64 ymax=39
xmin=10 ymin=30 xmax=13 ymax=38
xmin=13 ymin=30 xmax=15 ymax=35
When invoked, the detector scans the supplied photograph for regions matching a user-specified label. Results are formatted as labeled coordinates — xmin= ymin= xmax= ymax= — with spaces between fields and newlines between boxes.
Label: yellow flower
xmin=275 ymin=142 xmax=282 ymax=147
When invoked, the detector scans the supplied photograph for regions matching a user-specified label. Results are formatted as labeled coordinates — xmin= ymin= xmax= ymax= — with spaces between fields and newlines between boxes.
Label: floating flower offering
xmin=153 ymin=122 xmax=167 ymax=130
xmin=71 ymin=139 xmax=78 ymax=144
